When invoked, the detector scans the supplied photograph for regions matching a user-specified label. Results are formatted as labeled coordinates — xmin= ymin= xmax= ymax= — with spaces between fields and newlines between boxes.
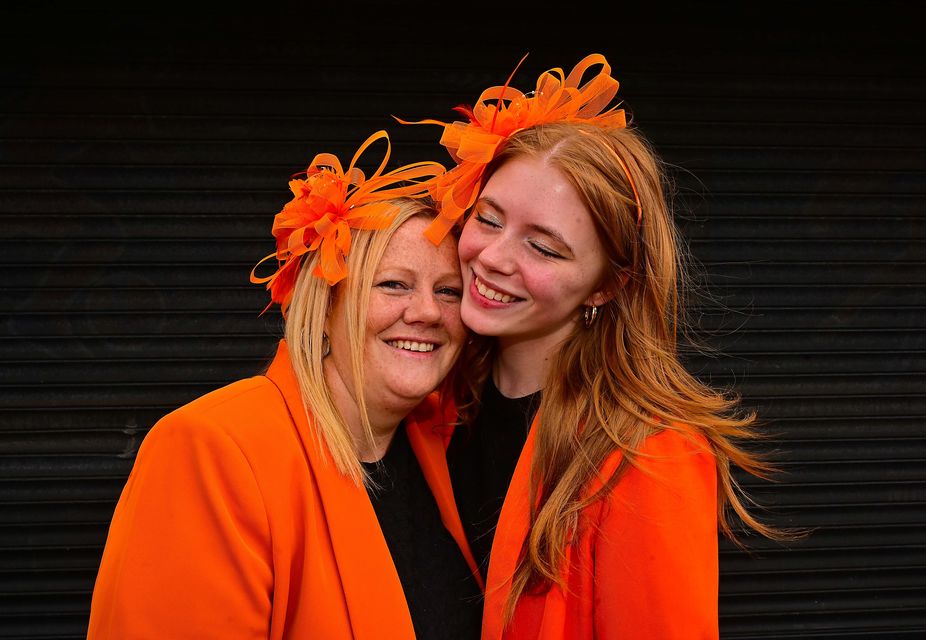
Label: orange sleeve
xmin=593 ymin=431 xmax=719 ymax=640
xmin=87 ymin=408 xmax=273 ymax=639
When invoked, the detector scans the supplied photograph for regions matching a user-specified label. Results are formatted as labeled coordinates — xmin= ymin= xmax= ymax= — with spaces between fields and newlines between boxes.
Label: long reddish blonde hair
xmin=456 ymin=122 xmax=788 ymax=619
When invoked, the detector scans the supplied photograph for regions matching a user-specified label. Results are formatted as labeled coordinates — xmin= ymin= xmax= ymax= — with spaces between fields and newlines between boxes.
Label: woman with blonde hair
xmin=87 ymin=131 xmax=483 ymax=639
xmin=404 ymin=54 xmax=787 ymax=638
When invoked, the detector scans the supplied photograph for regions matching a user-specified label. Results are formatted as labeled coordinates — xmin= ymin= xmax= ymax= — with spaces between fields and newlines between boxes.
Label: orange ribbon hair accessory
xmin=250 ymin=130 xmax=445 ymax=315
xmin=398 ymin=53 xmax=636 ymax=245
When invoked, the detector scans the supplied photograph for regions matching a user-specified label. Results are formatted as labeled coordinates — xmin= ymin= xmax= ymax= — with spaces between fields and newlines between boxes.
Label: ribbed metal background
xmin=2 ymin=4 xmax=923 ymax=639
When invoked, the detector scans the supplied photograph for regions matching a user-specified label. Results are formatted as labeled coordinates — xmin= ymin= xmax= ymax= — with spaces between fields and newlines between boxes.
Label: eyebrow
xmin=478 ymin=195 xmax=575 ymax=254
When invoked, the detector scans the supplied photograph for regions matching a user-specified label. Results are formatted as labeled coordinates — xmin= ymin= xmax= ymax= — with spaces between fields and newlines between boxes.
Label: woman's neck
xmin=354 ymin=424 xmax=401 ymax=463
xmin=345 ymin=404 xmax=407 ymax=463
xmin=493 ymin=335 xmax=558 ymax=398
xmin=323 ymin=364 xmax=407 ymax=463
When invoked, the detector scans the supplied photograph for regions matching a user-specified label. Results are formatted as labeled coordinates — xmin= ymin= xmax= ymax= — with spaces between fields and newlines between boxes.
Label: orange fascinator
xmin=250 ymin=130 xmax=445 ymax=315
xmin=399 ymin=53 xmax=638 ymax=245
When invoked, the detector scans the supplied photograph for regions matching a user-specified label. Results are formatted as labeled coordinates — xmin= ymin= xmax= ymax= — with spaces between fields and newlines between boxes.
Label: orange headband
xmin=397 ymin=53 xmax=642 ymax=245
xmin=578 ymin=128 xmax=643 ymax=229
xmin=250 ymin=130 xmax=445 ymax=315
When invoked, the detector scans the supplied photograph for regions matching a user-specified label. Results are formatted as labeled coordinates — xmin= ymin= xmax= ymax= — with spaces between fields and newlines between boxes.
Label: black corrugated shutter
xmin=2 ymin=5 xmax=923 ymax=639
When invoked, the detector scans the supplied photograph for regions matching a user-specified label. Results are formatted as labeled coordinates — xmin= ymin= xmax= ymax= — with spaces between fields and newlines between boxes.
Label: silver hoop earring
xmin=322 ymin=333 xmax=331 ymax=358
xmin=584 ymin=305 xmax=598 ymax=328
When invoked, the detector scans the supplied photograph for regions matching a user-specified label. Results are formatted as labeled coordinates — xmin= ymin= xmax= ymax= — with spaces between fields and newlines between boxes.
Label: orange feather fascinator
xmin=397 ymin=53 xmax=633 ymax=245
xmin=250 ymin=130 xmax=445 ymax=315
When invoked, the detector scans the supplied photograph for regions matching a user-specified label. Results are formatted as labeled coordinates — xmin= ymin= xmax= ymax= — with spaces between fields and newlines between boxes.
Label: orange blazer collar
xmin=405 ymin=401 xmax=485 ymax=591
xmin=265 ymin=340 xmax=416 ymax=639
xmin=483 ymin=412 xmax=541 ymax=639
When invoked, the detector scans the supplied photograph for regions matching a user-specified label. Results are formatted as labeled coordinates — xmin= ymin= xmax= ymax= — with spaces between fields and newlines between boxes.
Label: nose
xmin=474 ymin=233 xmax=516 ymax=275
xmin=403 ymin=290 xmax=443 ymax=325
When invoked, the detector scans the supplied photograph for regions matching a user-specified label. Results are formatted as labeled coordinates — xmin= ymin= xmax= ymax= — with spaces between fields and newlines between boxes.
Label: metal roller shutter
xmin=1 ymin=5 xmax=922 ymax=639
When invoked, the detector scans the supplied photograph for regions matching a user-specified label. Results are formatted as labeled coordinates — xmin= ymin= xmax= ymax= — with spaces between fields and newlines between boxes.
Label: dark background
xmin=2 ymin=2 xmax=924 ymax=638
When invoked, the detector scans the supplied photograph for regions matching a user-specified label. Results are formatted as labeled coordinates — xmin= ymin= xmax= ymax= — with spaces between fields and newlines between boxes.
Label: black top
xmin=447 ymin=377 xmax=541 ymax=578
xmin=362 ymin=426 xmax=482 ymax=640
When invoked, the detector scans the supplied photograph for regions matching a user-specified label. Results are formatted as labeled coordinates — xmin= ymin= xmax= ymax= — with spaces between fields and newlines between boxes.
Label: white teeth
xmin=475 ymin=277 xmax=515 ymax=303
xmin=388 ymin=340 xmax=435 ymax=352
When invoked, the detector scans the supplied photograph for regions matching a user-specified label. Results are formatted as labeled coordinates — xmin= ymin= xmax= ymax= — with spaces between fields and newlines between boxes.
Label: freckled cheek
xmin=366 ymin=296 xmax=404 ymax=333
xmin=456 ymin=229 xmax=483 ymax=267
xmin=440 ymin=305 xmax=466 ymax=344
xmin=521 ymin=270 xmax=563 ymax=302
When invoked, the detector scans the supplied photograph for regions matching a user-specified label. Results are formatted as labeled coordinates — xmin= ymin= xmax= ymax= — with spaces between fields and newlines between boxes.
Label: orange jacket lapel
xmin=405 ymin=395 xmax=485 ymax=590
xmin=265 ymin=340 xmax=415 ymax=639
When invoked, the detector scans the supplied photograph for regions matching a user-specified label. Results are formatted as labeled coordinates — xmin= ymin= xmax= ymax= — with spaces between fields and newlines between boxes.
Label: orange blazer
xmin=87 ymin=340 xmax=481 ymax=640
xmin=482 ymin=417 xmax=719 ymax=640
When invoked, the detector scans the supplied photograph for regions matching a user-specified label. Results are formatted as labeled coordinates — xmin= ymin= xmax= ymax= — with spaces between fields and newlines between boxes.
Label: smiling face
xmin=458 ymin=154 xmax=611 ymax=353
xmin=325 ymin=215 xmax=466 ymax=419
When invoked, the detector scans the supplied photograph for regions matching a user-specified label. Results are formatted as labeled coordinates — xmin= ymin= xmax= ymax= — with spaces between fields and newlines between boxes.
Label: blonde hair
xmin=456 ymin=122 xmax=790 ymax=618
xmin=283 ymin=197 xmax=441 ymax=484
